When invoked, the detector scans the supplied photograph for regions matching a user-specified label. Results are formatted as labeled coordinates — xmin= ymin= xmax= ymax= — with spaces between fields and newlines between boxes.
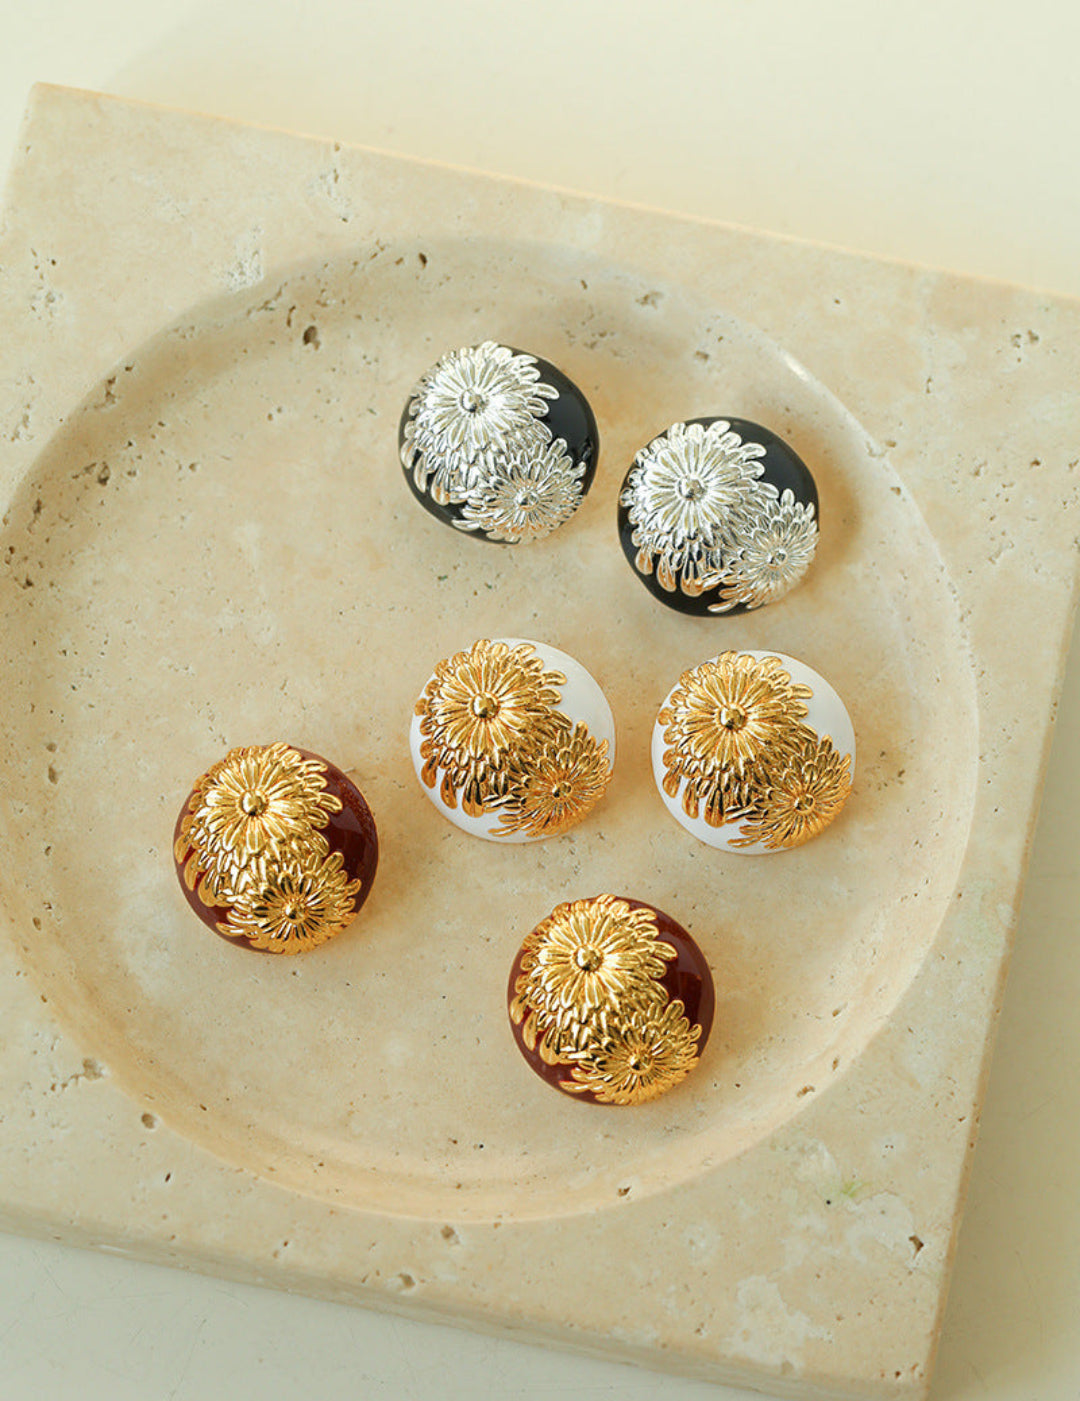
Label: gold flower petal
xmin=562 ymin=998 xmax=702 ymax=1105
xmin=219 ymin=850 xmax=362 ymax=953
xmin=659 ymin=652 xmax=813 ymax=783
xmin=494 ymin=721 xmax=611 ymax=837
xmin=513 ymin=895 xmax=674 ymax=1054
xmin=177 ymin=742 xmax=342 ymax=899
xmin=732 ymin=733 xmax=853 ymax=850
xmin=416 ymin=639 xmax=567 ymax=813
xmin=674 ymin=765 xmax=757 ymax=829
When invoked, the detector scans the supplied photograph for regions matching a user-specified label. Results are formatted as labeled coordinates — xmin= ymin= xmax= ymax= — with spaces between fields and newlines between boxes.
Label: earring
xmin=410 ymin=637 xmax=614 ymax=841
xmin=618 ymin=417 xmax=818 ymax=614
xmin=173 ymin=742 xmax=378 ymax=952
xmin=399 ymin=341 xmax=599 ymax=543
xmin=653 ymin=650 xmax=854 ymax=852
xmin=507 ymin=893 xmax=714 ymax=1104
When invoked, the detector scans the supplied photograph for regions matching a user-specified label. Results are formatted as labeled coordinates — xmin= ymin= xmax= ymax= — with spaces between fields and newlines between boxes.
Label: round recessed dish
xmin=0 ymin=236 xmax=977 ymax=1224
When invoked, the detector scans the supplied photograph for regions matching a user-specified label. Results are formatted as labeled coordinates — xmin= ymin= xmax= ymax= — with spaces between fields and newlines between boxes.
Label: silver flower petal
xmin=402 ymin=341 xmax=557 ymax=504
xmin=455 ymin=437 xmax=586 ymax=543
xmin=704 ymin=489 xmax=818 ymax=612
xmin=621 ymin=420 xmax=777 ymax=593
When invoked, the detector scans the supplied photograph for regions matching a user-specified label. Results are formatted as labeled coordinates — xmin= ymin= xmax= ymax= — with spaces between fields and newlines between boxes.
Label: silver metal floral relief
xmin=620 ymin=419 xmax=817 ymax=605
xmin=457 ymin=439 xmax=586 ymax=543
xmin=703 ymin=488 xmax=817 ymax=612
xmin=400 ymin=341 xmax=587 ymax=543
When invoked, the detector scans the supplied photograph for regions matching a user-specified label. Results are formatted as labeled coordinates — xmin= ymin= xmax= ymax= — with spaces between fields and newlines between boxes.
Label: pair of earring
xmin=398 ymin=341 xmax=820 ymax=617
xmin=410 ymin=637 xmax=855 ymax=855
xmin=170 ymin=736 xmax=714 ymax=1107
xmin=169 ymin=733 xmax=714 ymax=1109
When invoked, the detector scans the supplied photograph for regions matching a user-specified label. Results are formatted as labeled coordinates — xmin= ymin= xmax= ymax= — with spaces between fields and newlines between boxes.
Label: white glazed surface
xmin=408 ymin=637 xmax=616 ymax=842
xmin=651 ymin=650 xmax=856 ymax=855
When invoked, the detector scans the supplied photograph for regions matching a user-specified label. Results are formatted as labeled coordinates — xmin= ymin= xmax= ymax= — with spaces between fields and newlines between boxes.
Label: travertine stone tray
xmin=1 ymin=86 xmax=1077 ymax=1399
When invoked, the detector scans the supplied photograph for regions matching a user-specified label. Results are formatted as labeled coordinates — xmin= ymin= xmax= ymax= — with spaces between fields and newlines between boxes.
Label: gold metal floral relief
xmin=509 ymin=895 xmax=703 ymax=1104
xmin=416 ymin=639 xmax=612 ymax=835
xmin=562 ymin=999 xmax=703 ymax=1106
xmin=495 ymin=720 xmax=611 ymax=838
xmin=223 ymin=851 xmax=362 ymax=953
xmin=730 ymin=732 xmax=853 ymax=851
xmin=175 ymin=742 xmax=362 ymax=952
xmin=658 ymin=653 xmax=851 ymax=848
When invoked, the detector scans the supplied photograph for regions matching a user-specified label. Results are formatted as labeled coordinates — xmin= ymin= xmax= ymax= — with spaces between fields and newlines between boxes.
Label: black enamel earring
xmin=399 ymin=340 xmax=599 ymax=544
xmin=618 ymin=417 xmax=819 ymax=615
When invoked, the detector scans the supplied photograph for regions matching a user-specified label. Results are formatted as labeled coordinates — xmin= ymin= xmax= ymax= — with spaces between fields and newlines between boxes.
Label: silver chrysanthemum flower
xmin=401 ymin=341 xmax=557 ymax=505
xmin=620 ymin=420 xmax=777 ymax=594
xmin=455 ymin=438 xmax=586 ymax=543
xmin=705 ymin=489 xmax=818 ymax=613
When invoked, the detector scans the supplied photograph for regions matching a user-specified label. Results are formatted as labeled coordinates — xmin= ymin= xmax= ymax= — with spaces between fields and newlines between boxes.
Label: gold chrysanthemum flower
xmin=732 ymin=734 xmax=853 ymax=850
xmin=657 ymin=654 xmax=816 ymax=829
xmin=561 ymin=998 xmax=702 ymax=1105
xmin=416 ymin=639 xmax=566 ymax=816
xmin=494 ymin=721 xmax=611 ymax=838
xmin=219 ymin=851 xmax=362 ymax=953
xmin=509 ymin=895 xmax=674 ymax=1058
xmin=175 ymin=743 xmax=341 ymax=900
xmin=660 ymin=653 xmax=813 ymax=780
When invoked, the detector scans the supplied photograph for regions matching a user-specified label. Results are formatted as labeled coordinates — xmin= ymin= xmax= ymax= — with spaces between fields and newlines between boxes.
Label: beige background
xmin=0 ymin=4 xmax=1078 ymax=1399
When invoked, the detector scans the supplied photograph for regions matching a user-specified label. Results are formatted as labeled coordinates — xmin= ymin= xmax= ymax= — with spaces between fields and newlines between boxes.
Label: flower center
xmin=794 ymin=792 xmax=816 ymax=812
xmin=677 ymin=476 xmax=705 ymax=502
xmin=283 ymin=902 xmax=302 ymax=923
xmin=574 ymin=945 xmax=604 ymax=972
xmin=628 ymin=1052 xmax=652 ymax=1074
xmin=460 ymin=389 xmax=487 ymax=414
xmin=718 ymin=704 xmax=748 ymax=731
xmin=240 ymin=790 xmax=268 ymax=816
xmin=549 ymin=780 xmax=572 ymax=800
xmin=766 ymin=549 xmax=788 ymax=568
xmin=471 ymin=693 xmax=500 ymax=719
xmin=514 ymin=489 xmax=538 ymax=508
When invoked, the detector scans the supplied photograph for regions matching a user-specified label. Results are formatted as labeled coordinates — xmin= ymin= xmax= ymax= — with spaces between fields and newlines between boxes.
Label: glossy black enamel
xmin=617 ymin=416 xmax=819 ymax=617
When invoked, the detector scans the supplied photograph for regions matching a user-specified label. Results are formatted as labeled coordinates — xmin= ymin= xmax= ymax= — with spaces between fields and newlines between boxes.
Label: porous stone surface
xmin=0 ymin=85 xmax=1077 ymax=1399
